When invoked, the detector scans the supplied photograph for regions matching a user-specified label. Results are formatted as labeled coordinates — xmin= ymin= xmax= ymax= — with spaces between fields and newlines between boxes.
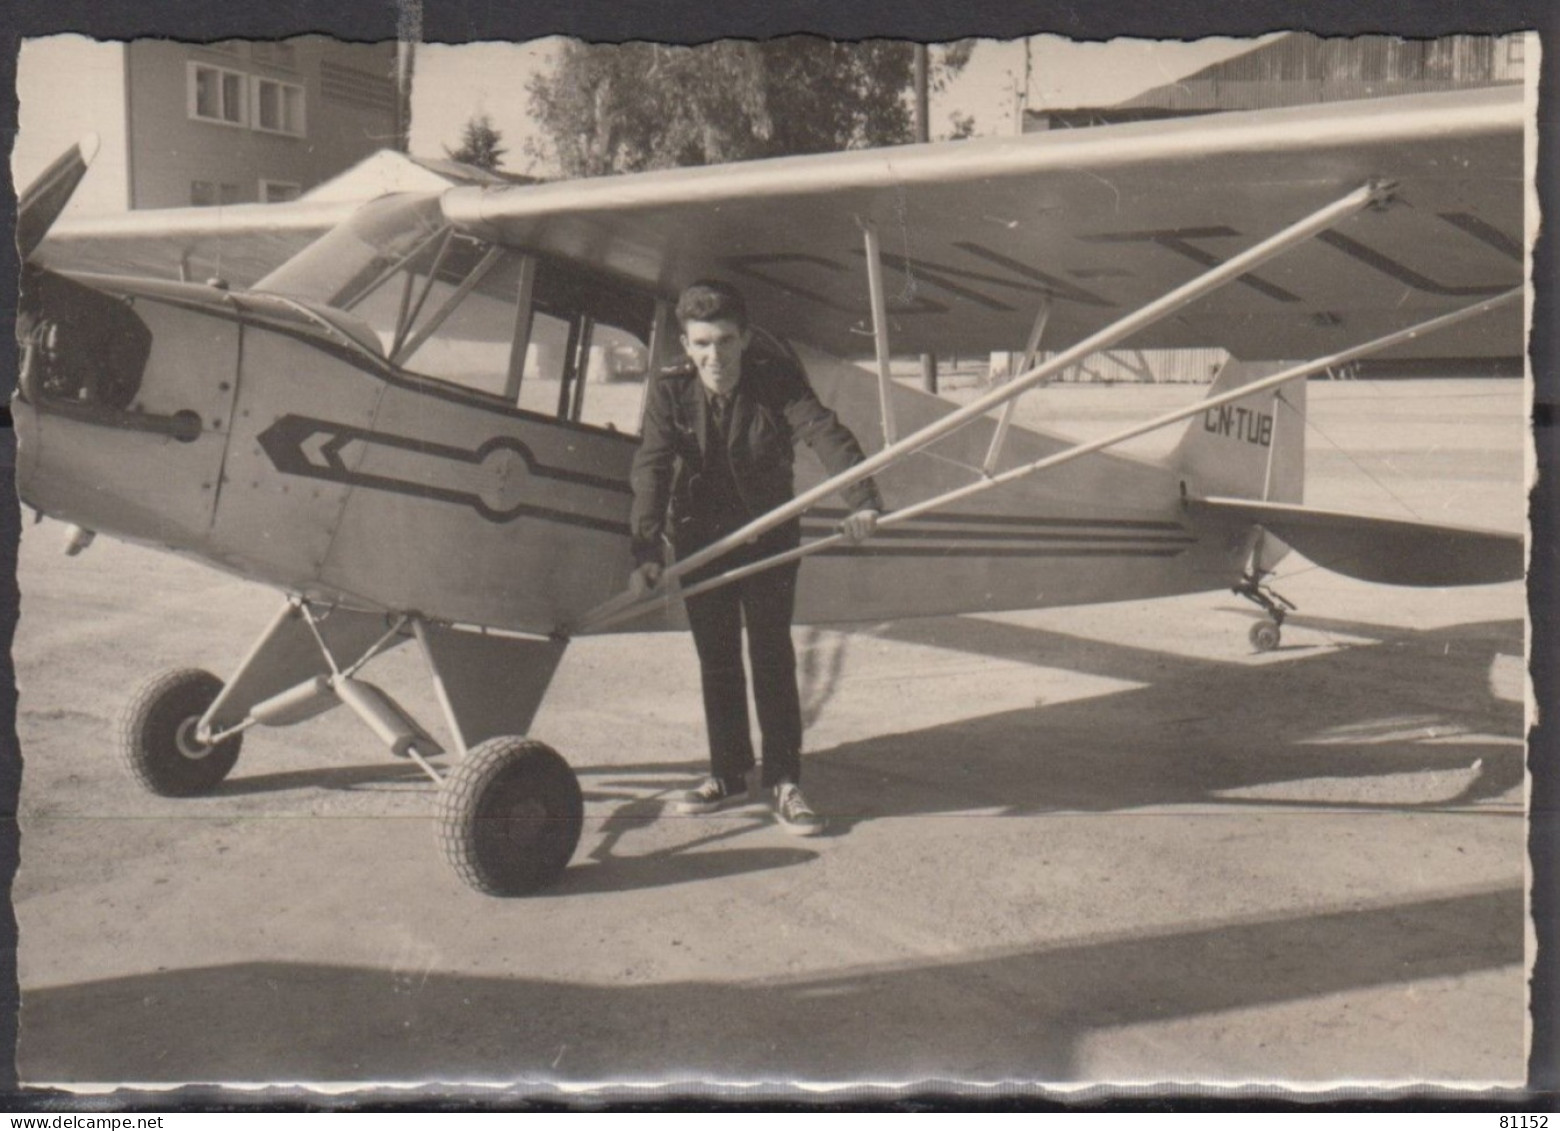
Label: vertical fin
xmin=1173 ymin=359 xmax=1306 ymax=505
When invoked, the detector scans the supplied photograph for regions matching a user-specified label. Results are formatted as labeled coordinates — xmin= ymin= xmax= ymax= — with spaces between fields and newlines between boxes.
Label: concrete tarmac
xmin=11 ymin=380 xmax=1528 ymax=1090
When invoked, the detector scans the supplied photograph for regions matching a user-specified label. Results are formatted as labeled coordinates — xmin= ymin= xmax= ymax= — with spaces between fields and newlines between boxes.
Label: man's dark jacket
xmin=630 ymin=353 xmax=884 ymax=568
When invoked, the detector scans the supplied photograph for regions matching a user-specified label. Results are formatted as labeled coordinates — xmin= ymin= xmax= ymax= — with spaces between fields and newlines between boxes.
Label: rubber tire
xmin=119 ymin=668 xmax=242 ymax=796
xmin=437 ymin=737 xmax=583 ymax=896
xmin=1249 ymin=620 xmax=1282 ymax=653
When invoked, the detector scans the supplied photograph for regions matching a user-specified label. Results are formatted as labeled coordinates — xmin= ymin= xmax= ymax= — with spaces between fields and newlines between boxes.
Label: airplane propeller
xmin=17 ymin=133 xmax=99 ymax=262
xmin=15 ymin=131 xmax=157 ymax=432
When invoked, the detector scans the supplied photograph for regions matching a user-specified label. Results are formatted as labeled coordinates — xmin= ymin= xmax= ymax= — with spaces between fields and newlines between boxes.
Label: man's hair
xmin=675 ymin=280 xmax=748 ymax=330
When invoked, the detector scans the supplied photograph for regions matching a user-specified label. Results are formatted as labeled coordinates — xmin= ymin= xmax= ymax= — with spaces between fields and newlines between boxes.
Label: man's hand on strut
xmin=840 ymin=508 xmax=880 ymax=543
xmin=629 ymin=561 xmax=663 ymax=597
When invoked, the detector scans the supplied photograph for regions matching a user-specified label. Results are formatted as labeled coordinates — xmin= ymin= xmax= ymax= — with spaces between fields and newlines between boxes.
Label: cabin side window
xmin=510 ymin=262 xmax=658 ymax=435
xmin=353 ymin=242 xmax=659 ymax=434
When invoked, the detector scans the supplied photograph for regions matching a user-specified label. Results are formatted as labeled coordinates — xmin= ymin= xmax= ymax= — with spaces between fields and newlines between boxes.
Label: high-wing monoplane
xmin=15 ymin=86 xmax=1528 ymax=894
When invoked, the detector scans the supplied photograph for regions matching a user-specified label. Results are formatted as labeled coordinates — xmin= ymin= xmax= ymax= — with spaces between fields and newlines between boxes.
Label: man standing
xmin=629 ymin=281 xmax=883 ymax=835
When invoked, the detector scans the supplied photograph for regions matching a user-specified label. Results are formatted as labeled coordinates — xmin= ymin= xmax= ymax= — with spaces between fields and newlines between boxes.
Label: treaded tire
xmin=119 ymin=668 xmax=242 ymax=796
xmin=437 ymin=737 xmax=583 ymax=896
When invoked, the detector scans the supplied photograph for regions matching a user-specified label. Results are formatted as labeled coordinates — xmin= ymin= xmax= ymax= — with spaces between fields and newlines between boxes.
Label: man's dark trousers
xmin=681 ymin=530 xmax=804 ymax=791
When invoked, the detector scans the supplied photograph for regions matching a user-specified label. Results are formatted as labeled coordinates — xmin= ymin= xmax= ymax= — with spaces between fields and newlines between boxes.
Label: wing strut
xmin=390 ymin=227 xmax=455 ymax=359
xmin=983 ymin=297 xmax=1052 ymax=476
xmin=581 ymin=286 xmax=1518 ymax=635
xmin=393 ymin=243 xmax=505 ymax=366
xmin=569 ymin=180 xmax=1393 ymax=635
xmin=859 ymin=218 xmax=900 ymax=447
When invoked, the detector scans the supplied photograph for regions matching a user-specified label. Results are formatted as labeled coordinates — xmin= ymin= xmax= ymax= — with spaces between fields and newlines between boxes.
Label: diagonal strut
xmin=570 ymin=179 xmax=1396 ymax=636
xmin=582 ymin=287 xmax=1518 ymax=634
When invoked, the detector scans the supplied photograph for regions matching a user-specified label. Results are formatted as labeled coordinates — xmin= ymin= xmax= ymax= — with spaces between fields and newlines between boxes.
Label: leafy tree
xmin=445 ymin=113 xmax=508 ymax=171
xmin=528 ymin=37 xmax=950 ymax=177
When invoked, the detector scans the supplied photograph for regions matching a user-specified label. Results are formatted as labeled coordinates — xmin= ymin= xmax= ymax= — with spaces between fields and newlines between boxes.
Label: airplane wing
xmin=32 ymin=198 xmax=361 ymax=288
xmin=442 ymin=85 xmax=1527 ymax=366
xmin=1186 ymin=497 xmax=1523 ymax=587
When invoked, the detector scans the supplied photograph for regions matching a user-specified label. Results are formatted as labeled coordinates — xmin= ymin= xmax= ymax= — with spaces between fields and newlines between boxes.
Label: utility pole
xmin=913 ymin=43 xmax=938 ymax=394
xmin=393 ymin=0 xmax=421 ymax=155
xmin=395 ymin=40 xmax=417 ymax=153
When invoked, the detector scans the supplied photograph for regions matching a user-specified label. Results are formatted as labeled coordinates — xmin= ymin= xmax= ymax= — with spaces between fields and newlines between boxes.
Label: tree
xmin=527 ymin=37 xmax=928 ymax=177
xmin=445 ymin=113 xmax=507 ymax=171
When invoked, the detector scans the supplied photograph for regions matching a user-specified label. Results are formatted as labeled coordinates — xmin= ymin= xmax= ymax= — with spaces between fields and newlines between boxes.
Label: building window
xmin=251 ymin=41 xmax=298 ymax=70
xmin=320 ymin=59 xmax=398 ymax=113
xmin=188 ymin=62 xmax=248 ymax=126
xmin=191 ymin=181 xmax=243 ymax=207
xmin=259 ymin=179 xmax=302 ymax=203
xmin=1506 ymin=36 xmax=1525 ymax=64
xmin=252 ymin=77 xmax=307 ymax=137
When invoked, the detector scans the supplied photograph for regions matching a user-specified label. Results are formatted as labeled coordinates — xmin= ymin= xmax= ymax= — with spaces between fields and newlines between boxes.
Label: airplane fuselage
xmin=15 ymin=271 xmax=1256 ymax=636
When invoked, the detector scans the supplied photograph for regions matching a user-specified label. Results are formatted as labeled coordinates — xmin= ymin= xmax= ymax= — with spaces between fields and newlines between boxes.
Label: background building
xmin=16 ymin=35 xmax=402 ymax=215
xmin=1026 ymin=33 xmax=1525 ymax=131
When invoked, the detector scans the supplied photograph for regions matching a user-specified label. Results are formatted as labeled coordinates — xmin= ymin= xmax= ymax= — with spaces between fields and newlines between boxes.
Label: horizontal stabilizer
xmin=1188 ymin=497 xmax=1523 ymax=587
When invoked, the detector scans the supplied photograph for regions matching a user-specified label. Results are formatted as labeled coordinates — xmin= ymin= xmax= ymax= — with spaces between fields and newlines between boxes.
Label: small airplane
xmin=15 ymin=85 xmax=1527 ymax=895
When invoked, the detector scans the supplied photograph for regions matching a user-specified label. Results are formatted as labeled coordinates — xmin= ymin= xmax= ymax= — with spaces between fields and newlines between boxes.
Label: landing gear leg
xmin=412 ymin=622 xmax=578 ymax=895
xmin=1233 ymin=570 xmax=1295 ymax=653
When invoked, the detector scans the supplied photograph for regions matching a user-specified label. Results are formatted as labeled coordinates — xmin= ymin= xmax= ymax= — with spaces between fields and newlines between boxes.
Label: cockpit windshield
xmin=256 ymin=194 xmax=660 ymax=435
xmin=258 ymin=193 xmax=448 ymax=312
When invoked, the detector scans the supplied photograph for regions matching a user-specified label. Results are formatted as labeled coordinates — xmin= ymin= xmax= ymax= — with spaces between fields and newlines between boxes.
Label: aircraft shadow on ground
xmin=213 ymin=762 xmax=435 ymax=796
xmin=562 ymin=842 xmax=817 ymax=895
xmin=572 ymin=610 xmax=1520 ymax=833
xmin=797 ymin=614 xmax=1523 ymax=828
xmin=188 ymin=608 xmax=1521 ymax=891
xmin=18 ymin=883 xmax=1521 ymax=1085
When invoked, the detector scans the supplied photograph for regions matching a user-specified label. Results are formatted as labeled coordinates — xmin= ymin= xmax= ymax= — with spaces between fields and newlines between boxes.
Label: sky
xmin=409 ymin=35 xmax=1279 ymax=177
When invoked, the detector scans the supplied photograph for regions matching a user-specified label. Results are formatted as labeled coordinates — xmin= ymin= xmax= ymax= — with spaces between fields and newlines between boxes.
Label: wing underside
xmin=443 ymin=86 xmax=1527 ymax=365
xmin=34 ymin=199 xmax=361 ymax=288
xmin=35 ymin=88 xmax=1527 ymax=365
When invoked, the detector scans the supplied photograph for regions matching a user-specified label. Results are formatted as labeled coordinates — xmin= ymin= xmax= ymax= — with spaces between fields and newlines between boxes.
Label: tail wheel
xmin=1249 ymin=619 xmax=1282 ymax=653
xmin=119 ymin=668 xmax=242 ymax=796
xmin=437 ymin=737 xmax=583 ymax=896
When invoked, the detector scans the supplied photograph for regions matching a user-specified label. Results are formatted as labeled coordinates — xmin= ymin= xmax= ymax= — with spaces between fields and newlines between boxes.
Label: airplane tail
xmin=1169 ymin=361 xmax=1523 ymax=589
xmin=1171 ymin=359 xmax=1307 ymax=506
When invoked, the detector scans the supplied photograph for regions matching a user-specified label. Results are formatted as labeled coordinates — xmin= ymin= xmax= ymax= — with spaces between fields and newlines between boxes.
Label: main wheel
xmin=1249 ymin=619 xmax=1282 ymax=653
xmin=437 ymin=737 xmax=583 ymax=896
xmin=119 ymin=668 xmax=242 ymax=796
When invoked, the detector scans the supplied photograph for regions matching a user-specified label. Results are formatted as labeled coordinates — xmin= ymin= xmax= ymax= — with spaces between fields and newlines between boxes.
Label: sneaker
xmin=673 ymin=775 xmax=750 ymax=815
xmin=772 ymin=782 xmax=825 ymax=837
